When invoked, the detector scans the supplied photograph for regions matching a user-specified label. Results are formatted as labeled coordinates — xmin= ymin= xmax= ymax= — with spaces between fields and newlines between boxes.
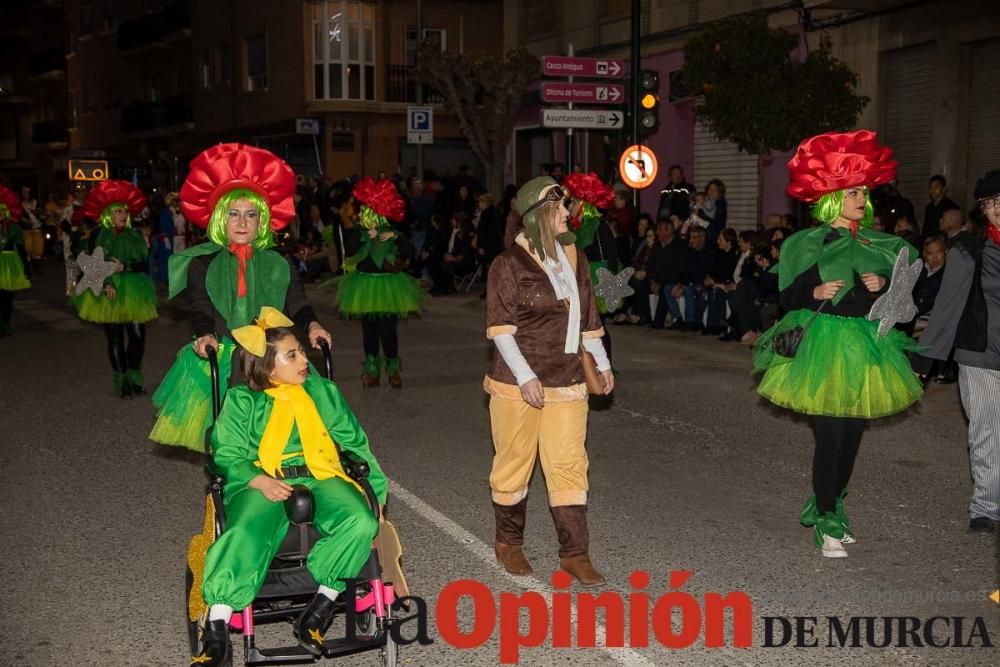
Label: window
xmin=106 ymin=80 xmax=120 ymax=109
xmin=602 ymin=0 xmax=631 ymax=16
xmin=214 ymin=47 xmax=231 ymax=86
xmin=148 ymin=76 xmax=160 ymax=102
xmin=245 ymin=34 xmax=267 ymax=91
xmin=405 ymin=27 xmax=445 ymax=67
xmin=101 ymin=0 xmax=118 ymax=30
xmin=83 ymin=83 xmax=97 ymax=111
xmin=312 ymin=0 xmax=376 ymax=101
xmin=80 ymin=2 xmax=94 ymax=35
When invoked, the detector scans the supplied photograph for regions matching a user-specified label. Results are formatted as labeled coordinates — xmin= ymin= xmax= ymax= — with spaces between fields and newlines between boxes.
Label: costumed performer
xmin=485 ymin=176 xmax=614 ymax=586
xmin=150 ymin=143 xmax=332 ymax=451
xmin=916 ymin=169 xmax=1000 ymax=534
xmin=752 ymin=130 xmax=923 ymax=558
xmin=191 ymin=306 xmax=386 ymax=666
xmin=329 ymin=177 xmax=422 ymax=388
xmin=73 ymin=180 xmax=158 ymax=397
xmin=0 ymin=185 xmax=30 ymax=336
xmin=563 ymin=171 xmax=618 ymax=360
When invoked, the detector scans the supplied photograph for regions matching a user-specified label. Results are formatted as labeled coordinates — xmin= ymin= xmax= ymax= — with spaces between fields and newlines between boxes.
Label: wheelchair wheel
xmin=379 ymin=604 xmax=398 ymax=667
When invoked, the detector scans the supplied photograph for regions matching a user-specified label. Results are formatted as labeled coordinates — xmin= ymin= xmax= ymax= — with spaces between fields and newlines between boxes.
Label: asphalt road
xmin=1 ymin=266 xmax=997 ymax=667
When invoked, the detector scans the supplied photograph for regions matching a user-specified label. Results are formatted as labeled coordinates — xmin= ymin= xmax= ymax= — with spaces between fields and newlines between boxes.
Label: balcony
xmin=384 ymin=65 xmax=445 ymax=104
xmin=29 ymin=49 xmax=66 ymax=79
xmin=117 ymin=0 xmax=191 ymax=52
xmin=121 ymin=94 xmax=193 ymax=134
xmin=32 ymin=121 xmax=69 ymax=146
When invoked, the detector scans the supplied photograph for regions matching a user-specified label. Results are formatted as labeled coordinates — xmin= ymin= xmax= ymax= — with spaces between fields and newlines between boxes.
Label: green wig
xmin=811 ymin=188 xmax=874 ymax=228
xmin=207 ymin=188 xmax=273 ymax=249
xmin=99 ymin=204 xmax=131 ymax=230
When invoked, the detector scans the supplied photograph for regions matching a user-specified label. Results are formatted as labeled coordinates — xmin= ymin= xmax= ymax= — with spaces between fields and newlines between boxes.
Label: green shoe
xmin=814 ymin=512 xmax=848 ymax=558
xmin=113 ymin=372 xmax=124 ymax=394
xmin=800 ymin=495 xmax=818 ymax=527
xmin=835 ymin=489 xmax=855 ymax=544
xmin=125 ymin=368 xmax=145 ymax=394
xmin=362 ymin=355 xmax=380 ymax=387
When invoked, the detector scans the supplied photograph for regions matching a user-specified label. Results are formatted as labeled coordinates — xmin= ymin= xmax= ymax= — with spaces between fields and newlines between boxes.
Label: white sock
xmin=317 ymin=585 xmax=339 ymax=602
xmin=208 ymin=604 xmax=233 ymax=622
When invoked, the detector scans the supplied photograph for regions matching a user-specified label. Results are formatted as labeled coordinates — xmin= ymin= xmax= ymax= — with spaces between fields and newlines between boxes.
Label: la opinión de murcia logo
xmin=344 ymin=571 xmax=995 ymax=664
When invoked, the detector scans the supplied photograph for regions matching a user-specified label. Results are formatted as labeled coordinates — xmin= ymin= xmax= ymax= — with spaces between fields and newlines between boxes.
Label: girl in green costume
xmin=328 ymin=177 xmax=422 ymax=388
xmin=150 ymin=143 xmax=332 ymax=452
xmin=72 ymin=180 xmax=157 ymax=397
xmin=0 ymin=185 xmax=30 ymax=336
xmin=753 ymin=131 xmax=923 ymax=558
xmin=191 ymin=307 xmax=386 ymax=667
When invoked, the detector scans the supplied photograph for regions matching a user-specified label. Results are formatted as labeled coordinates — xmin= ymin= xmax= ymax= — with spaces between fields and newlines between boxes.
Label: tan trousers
xmin=489 ymin=396 xmax=589 ymax=507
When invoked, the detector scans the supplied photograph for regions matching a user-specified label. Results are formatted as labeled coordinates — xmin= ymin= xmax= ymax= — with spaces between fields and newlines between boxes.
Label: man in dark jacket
xmin=657 ymin=165 xmax=695 ymax=221
xmin=664 ymin=226 xmax=714 ymax=330
xmin=923 ymin=174 xmax=960 ymax=240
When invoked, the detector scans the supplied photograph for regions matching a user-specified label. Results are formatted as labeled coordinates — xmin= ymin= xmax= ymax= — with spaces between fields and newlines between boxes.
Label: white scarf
xmin=539 ymin=244 xmax=581 ymax=354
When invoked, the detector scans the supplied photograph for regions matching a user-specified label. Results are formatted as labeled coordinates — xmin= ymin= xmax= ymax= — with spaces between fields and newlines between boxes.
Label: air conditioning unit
xmin=668 ymin=70 xmax=695 ymax=102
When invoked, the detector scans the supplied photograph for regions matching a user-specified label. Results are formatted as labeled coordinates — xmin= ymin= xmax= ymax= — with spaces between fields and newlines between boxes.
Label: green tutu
xmin=150 ymin=340 xmax=234 ymax=451
xmin=753 ymin=310 xmax=923 ymax=419
xmin=329 ymin=271 xmax=423 ymax=318
xmin=0 ymin=251 xmax=30 ymax=291
xmin=74 ymin=271 xmax=158 ymax=324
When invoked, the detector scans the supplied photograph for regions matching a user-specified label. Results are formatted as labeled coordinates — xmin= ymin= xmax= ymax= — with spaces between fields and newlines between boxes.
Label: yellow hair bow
xmin=231 ymin=306 xmax=294 ymax=357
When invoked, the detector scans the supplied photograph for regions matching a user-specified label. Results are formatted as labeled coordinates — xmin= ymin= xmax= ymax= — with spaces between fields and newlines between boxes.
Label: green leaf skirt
xmin=752 ymin=310 xmax=923 ymax=419
xmin=328 ymin=271 xmax=424 ymax=319
xmin=73 ymin=271 xmax=158 ymax=324
xmin=0 ymin=250 xmax=30 ymax=291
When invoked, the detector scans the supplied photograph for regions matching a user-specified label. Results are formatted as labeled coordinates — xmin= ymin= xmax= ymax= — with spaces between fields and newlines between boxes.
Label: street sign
xmin=407 ymin=106 xmax=433 ymax=145
xmin=295 ymin=118 xmax=321 ymax=135
xmin=618 ymin=145 xmax=659 ymax=190
xmin=541 ymin=56 xmax=625 ymax=79
xmin=542 ymin=108 xmax=624 ymax=130
xmin=68 ymin=159 xmax=109 ymax=181
xmin=541 ymin=82 xmax=625 ymax=105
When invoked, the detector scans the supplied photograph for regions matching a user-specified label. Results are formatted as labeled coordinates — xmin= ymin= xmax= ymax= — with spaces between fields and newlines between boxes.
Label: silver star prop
xmin=594 ymin=266 xmax=635 ymax=311
xmin=867 ymin=246 xmax=924 ymax=336
xmin=74 ymin=246 xmax=118 ymax=296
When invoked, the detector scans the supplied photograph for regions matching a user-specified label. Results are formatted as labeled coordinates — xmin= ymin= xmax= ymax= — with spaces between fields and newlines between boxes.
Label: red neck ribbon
xmin=229 ymin=243 xmax=254 ymax=297
xmin=988 ymin=223 xmax=1000 ymax=248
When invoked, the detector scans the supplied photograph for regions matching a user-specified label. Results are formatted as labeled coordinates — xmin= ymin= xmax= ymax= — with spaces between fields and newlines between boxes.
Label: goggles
xmin=522 ymin=185 xmax=571 ymax=218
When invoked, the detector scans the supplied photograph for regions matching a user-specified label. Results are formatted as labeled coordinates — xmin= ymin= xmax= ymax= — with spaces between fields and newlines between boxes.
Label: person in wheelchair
xmin=194 ymin=306 xmax=387 ymax=667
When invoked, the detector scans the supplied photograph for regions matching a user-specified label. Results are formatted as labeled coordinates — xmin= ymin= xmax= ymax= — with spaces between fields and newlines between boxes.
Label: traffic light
xmin=637 ymin=69 xmax=660 ymax=138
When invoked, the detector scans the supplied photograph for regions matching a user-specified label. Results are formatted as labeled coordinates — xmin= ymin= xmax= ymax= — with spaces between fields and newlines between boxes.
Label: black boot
xmin=191 ymin=619 xmax=231 ymax=666
xmin=293 ymin=592 xmax=338 ymax=656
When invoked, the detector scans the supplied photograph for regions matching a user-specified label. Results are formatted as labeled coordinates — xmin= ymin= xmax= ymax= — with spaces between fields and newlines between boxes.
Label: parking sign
xmin=407 ymin=106 xmax=433 ymax=144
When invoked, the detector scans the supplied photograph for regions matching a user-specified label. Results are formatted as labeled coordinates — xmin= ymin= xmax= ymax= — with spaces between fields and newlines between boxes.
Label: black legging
xmin=103 ymin=323 xmax=146 ymax=374
xmin=361 ymin=316 xmax=398 ymax=359
xmin=0 ymin=290 xmax=13 ymax=330
xmin=812 ymin=416 xmax=865 ymax=515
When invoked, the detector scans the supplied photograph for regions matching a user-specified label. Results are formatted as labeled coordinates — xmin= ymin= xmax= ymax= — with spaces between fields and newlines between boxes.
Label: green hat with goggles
xmin=515 ymin=176 xmax=576 ymax=261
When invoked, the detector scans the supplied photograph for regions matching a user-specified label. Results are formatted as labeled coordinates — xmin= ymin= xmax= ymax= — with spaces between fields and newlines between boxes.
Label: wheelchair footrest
xmin=245 ymin=636 xmax=383 ymax=665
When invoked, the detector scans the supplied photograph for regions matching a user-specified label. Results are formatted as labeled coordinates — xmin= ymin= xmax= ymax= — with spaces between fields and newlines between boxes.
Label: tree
xmin=680 ymin=12 xmax=869 ymax=156
xmin=415 ymin=45 xmax=539 ymax=196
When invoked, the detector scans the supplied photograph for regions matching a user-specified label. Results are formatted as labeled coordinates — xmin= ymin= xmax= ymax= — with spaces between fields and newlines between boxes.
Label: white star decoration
xmin=594 ymin=266 xmax=635 ymax=312
xmin=867 ymin=247 xmax=924 ymax=337
xmin=74 ymin=246 xmax=119 ymax=297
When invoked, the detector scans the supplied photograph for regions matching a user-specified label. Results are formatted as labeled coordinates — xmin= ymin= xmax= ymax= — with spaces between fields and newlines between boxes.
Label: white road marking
xmin=388 ymin=479 xmax=658 ymax=666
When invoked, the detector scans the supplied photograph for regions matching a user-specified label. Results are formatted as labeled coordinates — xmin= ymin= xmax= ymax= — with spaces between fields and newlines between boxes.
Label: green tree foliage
xmin=681 ymin=13 xmax=869 ymax=155
xmin=415 ymin=45 xmax=539 ymax=195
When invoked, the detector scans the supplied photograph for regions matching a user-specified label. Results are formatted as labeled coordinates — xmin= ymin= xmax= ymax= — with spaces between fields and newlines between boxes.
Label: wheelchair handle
xmin=207 ymin=346 xmax=220 ymax=421
xmin=318 ymin=338 xmax=333 ymax=380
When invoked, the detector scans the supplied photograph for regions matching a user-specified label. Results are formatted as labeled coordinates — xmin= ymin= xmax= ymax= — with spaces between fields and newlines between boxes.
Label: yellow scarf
xmin=257 ymin=383 xmax=359 ymax=491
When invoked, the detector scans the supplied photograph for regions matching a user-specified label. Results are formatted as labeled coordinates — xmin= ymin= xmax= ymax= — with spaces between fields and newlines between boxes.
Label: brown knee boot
xmin=493 ymin=499 xmax=533 ymax=575
xmin=550 ymin=505 xmax=606 ymax=587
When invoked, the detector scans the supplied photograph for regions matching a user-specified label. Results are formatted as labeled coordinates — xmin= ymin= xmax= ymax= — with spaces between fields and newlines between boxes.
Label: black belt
xmin=278 ymin=465 xmax=313 ymax=479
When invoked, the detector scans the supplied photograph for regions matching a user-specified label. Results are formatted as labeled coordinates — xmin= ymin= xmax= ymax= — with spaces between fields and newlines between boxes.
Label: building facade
xmin=0 ymin=0 xmax=69 ymax=196
xmin=505 ymin=0 xmax=1000 ymax=229
xmin=63 ymin=0 xmax=502 ymax=190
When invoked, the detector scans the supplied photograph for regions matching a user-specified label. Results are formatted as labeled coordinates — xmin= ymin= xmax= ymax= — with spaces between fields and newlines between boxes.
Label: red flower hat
xmin=82 ymin=180 xmax=147 ymax=219
xmin=0 ymin=185 xmax=23 ymax=223
xmin=353 ymin=177 xmax=406 ymax=222
xmin=180 ymin=143 xmax=296 ymax=230
xmin=786 ymin=130 xmax=897 ymax=203
xmin=562 ymin=172 xmax=615 ymax=209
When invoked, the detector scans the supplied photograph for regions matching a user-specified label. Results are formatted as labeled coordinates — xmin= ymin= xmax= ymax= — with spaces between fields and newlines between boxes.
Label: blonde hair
xmin=536 ymin=201 xmax=561 ymax=260
xmin=477 ymin=192 xmax=494 ymax=207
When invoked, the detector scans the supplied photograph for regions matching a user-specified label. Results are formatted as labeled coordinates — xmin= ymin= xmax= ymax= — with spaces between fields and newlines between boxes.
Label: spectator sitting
xmin=635 ymin=219 xmax=685 ymax=327
xmin=739 ymin=243 xmax=781 ymax=345
xmin=907 ymin=235 xmax=947 ymax=330
xmin=718 ymin=230 xmax=759 ymax=341
xmin=695 ymin=179 xmax=728 ymax=243
xmin=702 ymin=228 xmax=740 ymax=336
xmin=414 ymin=213 xmax=448 ymax=280
xmin=623 ymin=223 xmax=656 ymax=324
xmin=665 ymin=226 xmax=715 ymax=331
xmin=430 ymin=212 xmax=475 ymax=295
xmin=871 ymin=214 xmax=886 ymax=232
xmin=630 ymin=213 xmax=653 ymax=258
xmin=939 ymin=207 xmax=965 ymax=247
xmin=894 ymin=213 xmax=919 ymax=238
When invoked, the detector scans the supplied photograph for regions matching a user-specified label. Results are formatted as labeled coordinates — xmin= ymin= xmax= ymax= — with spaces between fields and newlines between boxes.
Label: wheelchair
xmin=185 ymin=341 xmax=403 ymax=666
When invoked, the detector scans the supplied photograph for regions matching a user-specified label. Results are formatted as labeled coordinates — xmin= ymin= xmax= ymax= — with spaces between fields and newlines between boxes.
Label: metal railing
xmin=384 ymin=65 xmax=444 ymax=104
xmin=120 ymin=94 xmax=193 ymax=133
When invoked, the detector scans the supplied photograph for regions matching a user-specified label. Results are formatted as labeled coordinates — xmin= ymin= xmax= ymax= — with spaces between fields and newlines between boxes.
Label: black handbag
xmin=769 ymin=300 xmax=827 ymax=358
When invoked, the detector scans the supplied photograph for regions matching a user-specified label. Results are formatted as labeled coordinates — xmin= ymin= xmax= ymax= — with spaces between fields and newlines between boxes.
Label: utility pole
xmin=630 ymin=0 xmax=641 ymax=214
xmin=565 ymin=43 xmax=574 ymax=173
xmin=415 ymin=0 xmax=424 ymax=180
